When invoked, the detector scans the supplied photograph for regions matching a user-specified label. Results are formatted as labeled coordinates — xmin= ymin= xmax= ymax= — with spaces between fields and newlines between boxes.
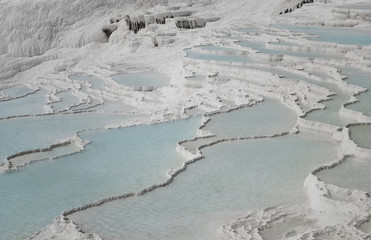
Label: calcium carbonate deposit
xmin=0 ymin=0 xmax=371 ymax=239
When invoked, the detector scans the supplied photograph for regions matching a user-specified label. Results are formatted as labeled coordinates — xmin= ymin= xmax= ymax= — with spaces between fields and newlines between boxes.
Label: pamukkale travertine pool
xmin=68 ymin=22 xmax=370 ymax=239
xmin=1 ymin=1 xmax=371 ymax=240
xmin=68 ymin=121 xmax=338 ymax=240
xmin=0 ymin=116 xmax=200 ymax=240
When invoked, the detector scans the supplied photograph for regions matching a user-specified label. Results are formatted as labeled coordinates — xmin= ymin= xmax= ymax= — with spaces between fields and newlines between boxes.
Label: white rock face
xmin=28 ymin=216 xmax=102 ymax=240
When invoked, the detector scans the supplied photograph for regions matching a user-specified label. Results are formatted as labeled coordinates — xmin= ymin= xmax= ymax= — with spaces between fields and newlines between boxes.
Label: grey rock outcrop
xmin=175 ymin=17 xmax=206 ymax=29
xmin=125 ymin=10 xmax=193 ymax=34
xmin=279 ymin=0 xmax=314 ymax=15
xmin=102 ymin=24 xmax=118 ymax=38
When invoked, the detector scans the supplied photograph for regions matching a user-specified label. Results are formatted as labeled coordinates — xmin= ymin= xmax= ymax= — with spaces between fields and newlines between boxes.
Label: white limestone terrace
xmin=0 ymin=0 xmax=370 ymax=239
xmin=0 ymin=136 xmax=87 ymax=173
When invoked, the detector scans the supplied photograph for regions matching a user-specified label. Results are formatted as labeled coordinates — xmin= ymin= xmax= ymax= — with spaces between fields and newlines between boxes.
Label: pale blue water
xmin=340 ymin=68 xmax=371 ymax=117
xmin=0 ymin=113 xmax=130 ymax=161
xmin=237 ymin=41 xmax=338 ymax=58
xmin=349 ymin=124 xmax=371 ymax=149
xmin=70 ymin=131 xmax=338 ymax=240
xmin=348 ymin=93 xmax=371 ymax=118
xmin=274 ymin=68 xmax=354 ymax=127
xmin=112 ymin=72 xmax=170 ymax=88
xmin=305 ymin=91 xmax=351 ymax=127
xmin=203 ymin=98 xmax=297 ymax=137
xmin=235 ymin=41 xmax=264 ymax=52
xmin=1 ymin=85 xmax=36 ymax=99
xmin=0 ymin=89 xmax=48 ymax=118
xmin=68 ymin=71 xmax=144 ymax=114
xmin=9 ymin=141 xmax=82 ymax=165
xmin=182 ymin=97 xmax=296 ymax=154
xmin=238 ymin=28 xmax=261 ymax=33
xmin=274 ymin=25 xmax=371 ymax=46
xmin=233 ymin=66 xmax=351 ymax=123
xmin=316 ymin=157 xmax=371 ymax=195
xmin=2 ymin=23 xmax=371 ymax=240
xmin=0 ymin=117 xmax=200 ymax=240
xmin=65 ymin=75 xmax=106 ymax=111
xmin=62 ymin=23 xmax=371 ymax=240
xmin=52 ymin=90 xmax=81 ymax=112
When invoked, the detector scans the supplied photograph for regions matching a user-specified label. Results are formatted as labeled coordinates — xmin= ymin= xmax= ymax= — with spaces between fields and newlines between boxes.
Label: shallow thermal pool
xmin=0 ymin=89 xmax=48 ymax=118
xmin=203 ymin=97 xmax=297 ymax=137
xmin=236 ymin=41 xmax=338 ymax=59
xmin=69 ymin=131 xmax=339 ymax=240
xmin=0 ymin=112 xmax=130 ymax=161
xmin=304 ymin=90 xmax=352 ymax=127
xmin=273 ymin=24 xmax=371 ymax=46
xmin=3 ymin=21 xmax=371 ymax=240
xmin=51 ymin=90 xmax=81 ymax=112
xmin=281 ymin=68 xmax=355 ymax=127
xmin=348 ymin=124 xmax=371 ymax=149
xmin=238 ymin=28 xmax=262 ymax=33
xmin=316 ymin=156 xmax=371 ymax=195
xmin=0 ymin=117 xmax=200 ymax=240
xmin=201 ymin=44 xmax=236 ymax=52
xmin=1 ymin=85 xmax=36 ymax=99
xmin=68 ymin=24 xmax=370 ymax=240
xmin=340 ymin=68 xmax=371 ymax=117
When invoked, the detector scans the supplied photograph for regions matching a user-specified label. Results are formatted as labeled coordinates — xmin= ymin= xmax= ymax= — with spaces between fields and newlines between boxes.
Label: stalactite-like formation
xmin=124 ymin=11 xmax=193 ymax=34
xmin=279 ymin=0 xmax=314 ymax=15
xmin=175 ymin=18 xmax=206 ymax=29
